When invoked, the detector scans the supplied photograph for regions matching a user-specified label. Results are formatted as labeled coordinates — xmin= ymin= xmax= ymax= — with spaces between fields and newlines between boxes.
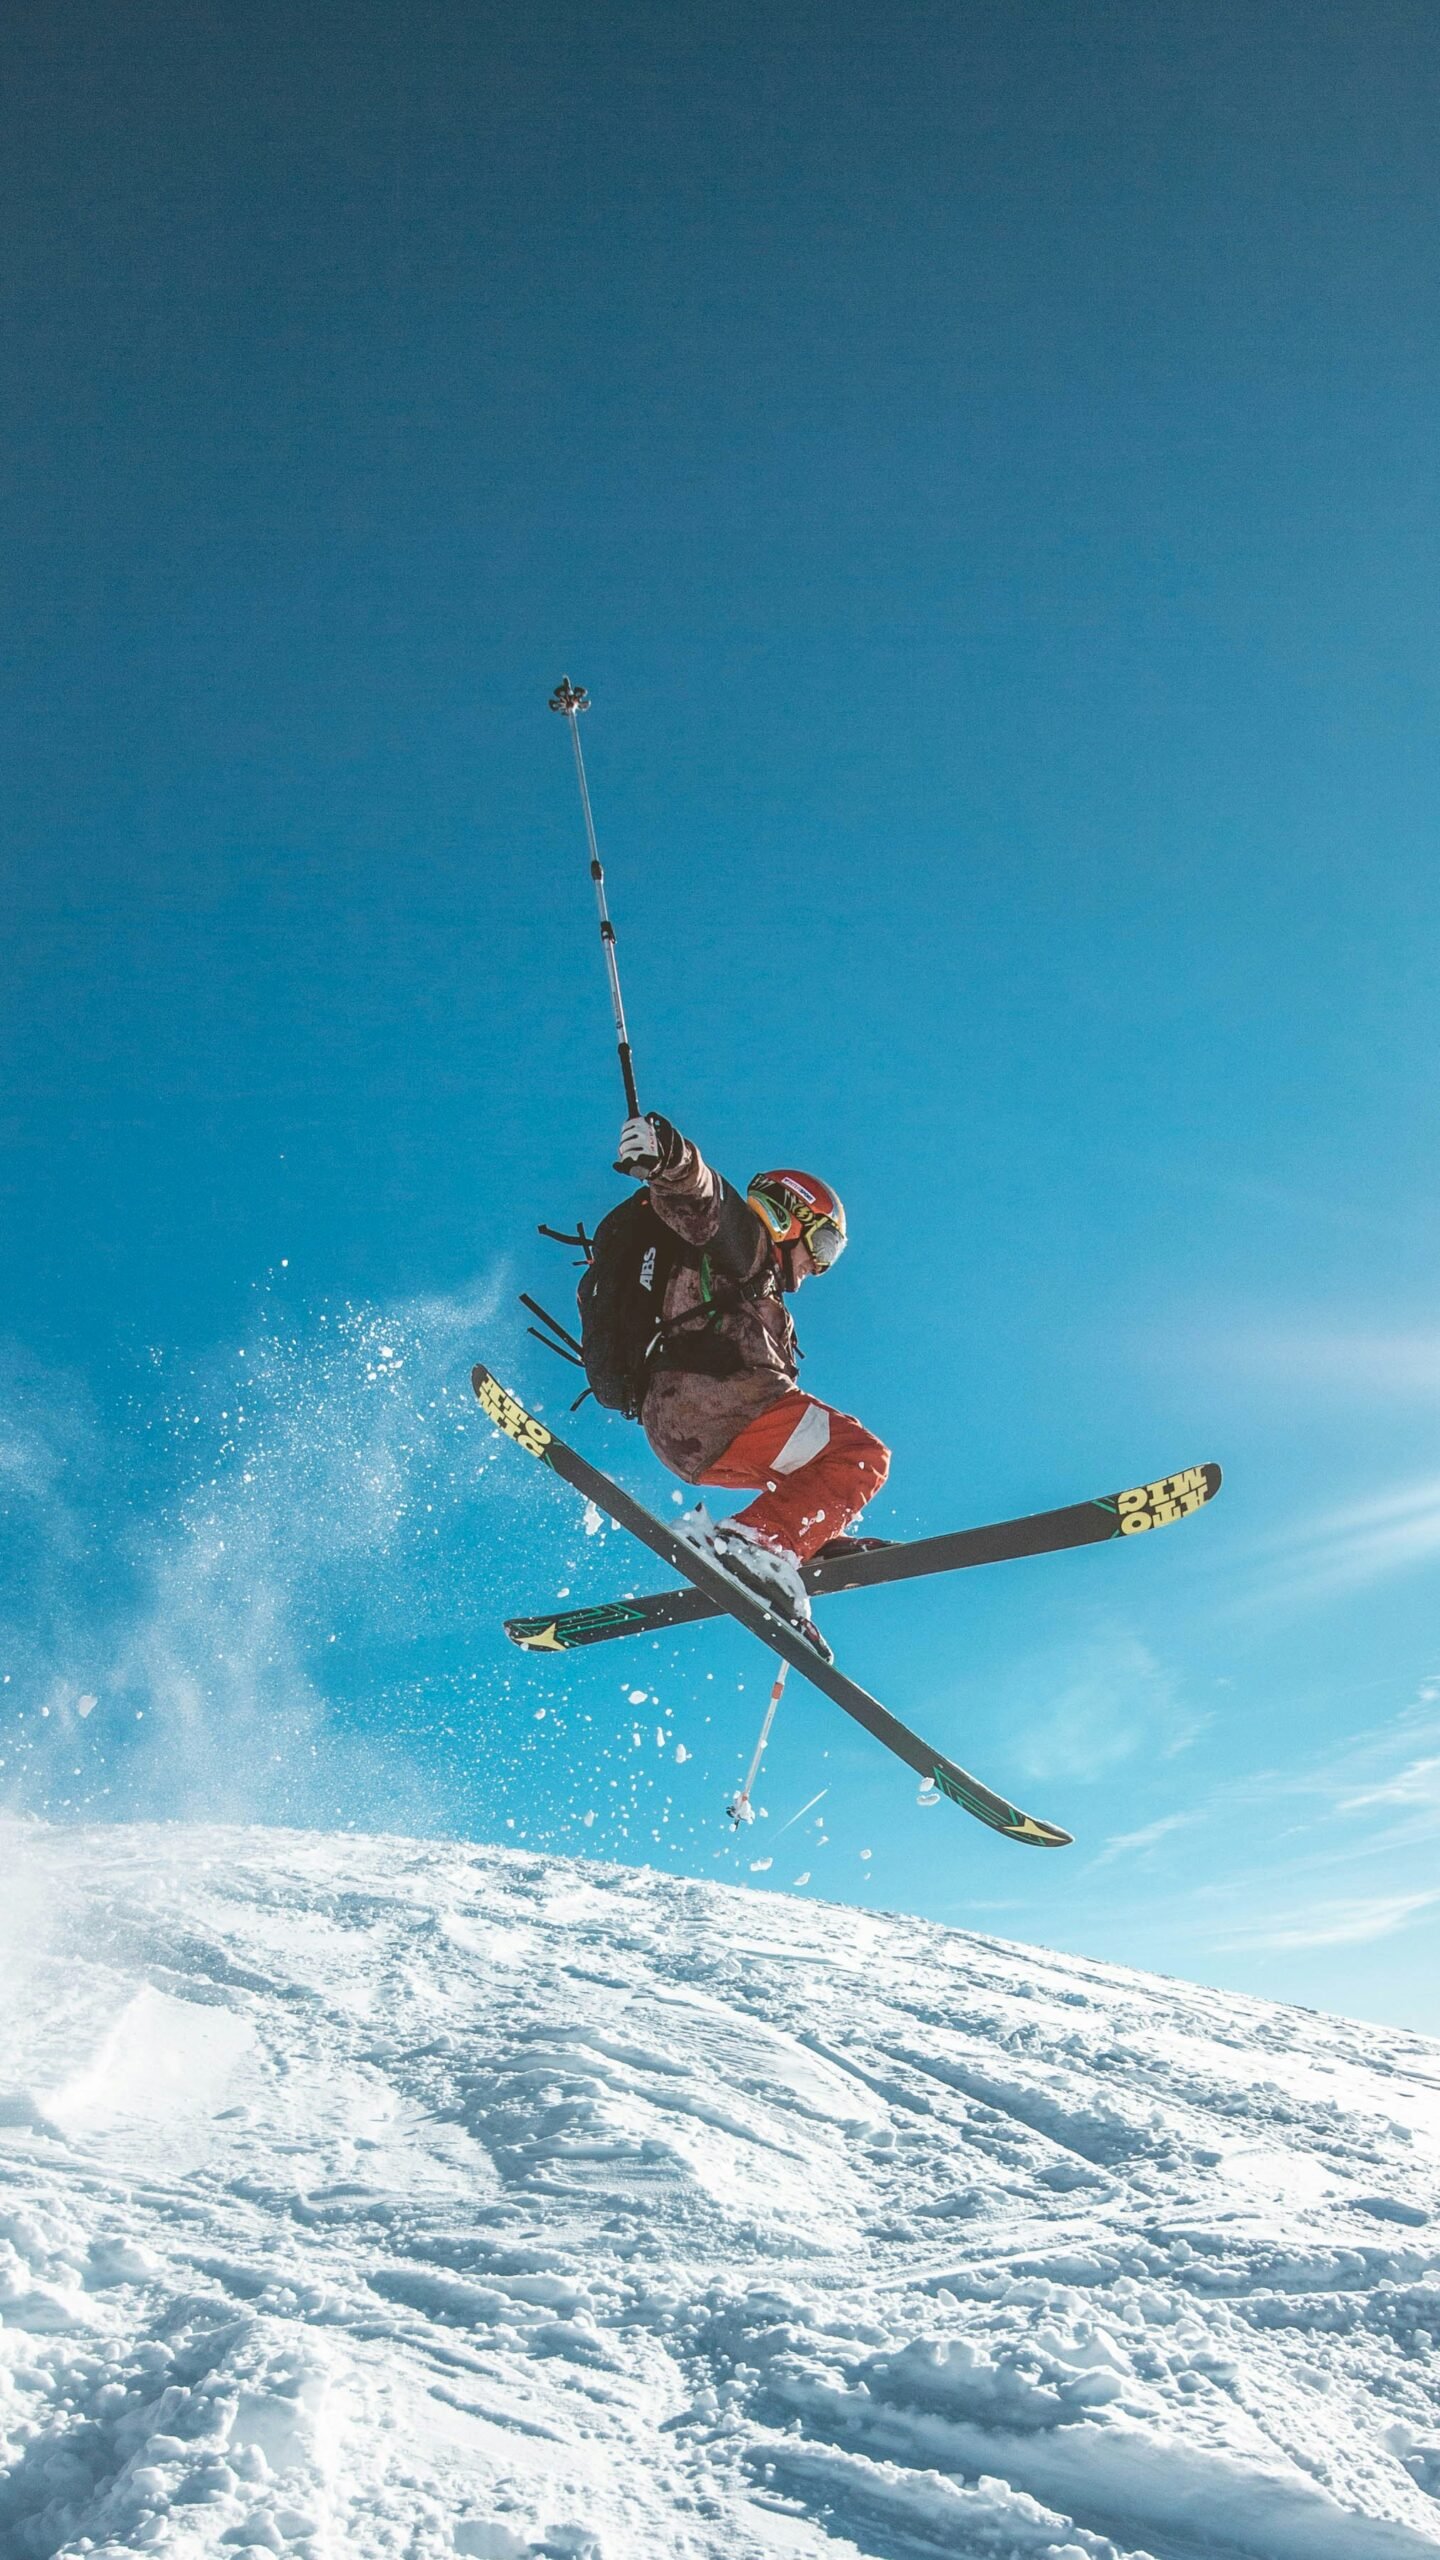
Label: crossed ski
xmin=473 ymin=1363 xmax=1223 ymax=1849
xmin=505 ymin=1463 xmax=1221 ymax=1654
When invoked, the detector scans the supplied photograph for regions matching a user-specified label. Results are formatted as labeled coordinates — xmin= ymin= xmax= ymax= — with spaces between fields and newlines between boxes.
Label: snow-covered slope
xmin=1 ymin=1824 xmax=1438 ymax=2560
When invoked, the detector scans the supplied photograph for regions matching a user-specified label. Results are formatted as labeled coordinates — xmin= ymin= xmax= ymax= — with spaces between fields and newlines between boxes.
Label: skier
xmin=615 ymin=1111 xmax=890 ymax=1654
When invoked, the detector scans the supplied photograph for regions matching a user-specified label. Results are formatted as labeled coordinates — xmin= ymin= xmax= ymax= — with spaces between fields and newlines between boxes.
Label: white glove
xmin=616 ymin=1113 xmax=664 ymax=1176
xmin=615 ymin=1112 xmax=681 ymax=1177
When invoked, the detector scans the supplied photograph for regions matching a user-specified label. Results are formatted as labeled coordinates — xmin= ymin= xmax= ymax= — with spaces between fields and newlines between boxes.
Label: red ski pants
xmin=696 ymin=1392 xmax=890 ymax=1564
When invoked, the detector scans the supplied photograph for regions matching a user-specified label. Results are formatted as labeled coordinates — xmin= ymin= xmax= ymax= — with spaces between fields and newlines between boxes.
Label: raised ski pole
xmin=726 ymin=1659 xmax=789 ymax=1828
xmin=548 ymin=677 xmax=640 ymax=1115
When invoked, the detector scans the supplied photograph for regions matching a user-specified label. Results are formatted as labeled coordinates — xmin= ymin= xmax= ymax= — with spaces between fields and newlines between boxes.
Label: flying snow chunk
xmin=583 ymin=1500 xmax=604 ymax=1536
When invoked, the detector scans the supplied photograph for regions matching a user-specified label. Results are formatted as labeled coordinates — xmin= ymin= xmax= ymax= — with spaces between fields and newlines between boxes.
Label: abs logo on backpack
xmin=577 ymin=1194 xmax=679 ymax=1418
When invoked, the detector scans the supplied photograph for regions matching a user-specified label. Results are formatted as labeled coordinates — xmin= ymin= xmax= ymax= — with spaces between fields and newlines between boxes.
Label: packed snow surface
xmin=1 ymin=1825 xmax=1438 ymax=2560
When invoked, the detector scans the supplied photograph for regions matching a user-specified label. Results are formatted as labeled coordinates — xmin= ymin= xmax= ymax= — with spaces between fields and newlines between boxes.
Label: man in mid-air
xmin=616 ymin=1111 xmax=889 ymax=1656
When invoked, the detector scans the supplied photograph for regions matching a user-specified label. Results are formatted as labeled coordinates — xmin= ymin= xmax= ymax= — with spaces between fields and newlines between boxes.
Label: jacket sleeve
xmin=646 ymin=1131 xmax=769 ymax=1282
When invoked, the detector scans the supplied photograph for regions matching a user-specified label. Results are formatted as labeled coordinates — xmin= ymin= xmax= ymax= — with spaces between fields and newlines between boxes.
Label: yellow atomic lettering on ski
xmin=1116 ymin=1466 xmax=1210 ymax=1533
xmin=475 ymin=1371 xmax=554 ymax=1460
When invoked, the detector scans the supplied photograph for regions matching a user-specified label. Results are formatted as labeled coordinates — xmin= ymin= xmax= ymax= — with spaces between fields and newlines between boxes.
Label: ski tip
xmin=1108 ymin=1462 xmax=1222 ymax=1536
xmin=505 ymin=1619 xmax=567 ymax=1653
xmin=506 ymin=1598 xmax=665 ymax=1653
xmin=930 ymin=1762 xmax=1072 ymax=1845
xmin=472 ymin=1365 xmax=555 ymax=1459
xmin=1008 ymin=1815 xmax=1074 ymax=1848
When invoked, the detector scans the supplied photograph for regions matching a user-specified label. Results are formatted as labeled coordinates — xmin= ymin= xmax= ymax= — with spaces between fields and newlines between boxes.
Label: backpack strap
xmin=520 ymin=1293 xmax=586 ymax=1363
xmin=537 ymin=1221 xmax=593 ymax=1262
xmin=663 ymin=1246 xmax=772 ymax=1334
xmin=648 ymin=1245 xmax=800 ymax=1375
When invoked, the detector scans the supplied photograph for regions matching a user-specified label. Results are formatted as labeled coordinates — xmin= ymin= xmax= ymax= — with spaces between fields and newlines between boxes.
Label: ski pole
xmin=726 ymin=1659 xmax=789 ymax=1828
xmin=548 ymin=677 xmax=640 ymax=1116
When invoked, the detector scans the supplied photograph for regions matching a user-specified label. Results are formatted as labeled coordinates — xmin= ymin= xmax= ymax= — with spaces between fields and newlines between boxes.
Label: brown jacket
xmin=640 ymin=1132 xmax=800 ymax=1480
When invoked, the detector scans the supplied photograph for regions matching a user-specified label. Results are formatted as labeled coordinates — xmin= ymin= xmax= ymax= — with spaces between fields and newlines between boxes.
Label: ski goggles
xmin=800 ymin=1210 xmax=847 ymax=1270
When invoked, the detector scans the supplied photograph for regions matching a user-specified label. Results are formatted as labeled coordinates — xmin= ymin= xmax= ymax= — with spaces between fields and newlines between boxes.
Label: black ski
xmin=473 ymin=1363 xmax=1072 ymax=1849
xmin=504 ymin=1461 xmax=1222 ymax=1654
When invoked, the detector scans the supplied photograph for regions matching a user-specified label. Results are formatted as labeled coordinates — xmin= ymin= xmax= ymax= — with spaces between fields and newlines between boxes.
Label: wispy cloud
xmin=1010 ymin=1626 xmax=1206 ymax=1783
xmin=1056 ymin=1671 xmax=1440 ymax=1990
xmin=1338 ymin=1755 xmax=1440 ymax=1818
xmin=1136 ymin=1158 xmax=1418 ymax=1244
xmin=1091 ymin=1812 xmax=1197 ymax=1866
xmin=1244 ymin=1478 xmax=1440 ymax=1614
xmin=1212 ymin=1888 xmax=1440 ymax=1954
xmin=1193 ymin=1672 xmax=1440 ymax=1843
xmin=1225 ymin=1326 xmax=1440 ymax=1400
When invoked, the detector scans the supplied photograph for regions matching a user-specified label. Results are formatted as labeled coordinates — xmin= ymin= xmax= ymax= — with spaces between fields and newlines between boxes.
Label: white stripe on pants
xmin=768 ymin=1401 xmax=832 ymax=1475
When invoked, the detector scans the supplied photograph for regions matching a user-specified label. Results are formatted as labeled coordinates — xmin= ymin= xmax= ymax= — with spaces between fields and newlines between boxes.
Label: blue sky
xmin=4 ymin=1 xmax=1439 ymax=2030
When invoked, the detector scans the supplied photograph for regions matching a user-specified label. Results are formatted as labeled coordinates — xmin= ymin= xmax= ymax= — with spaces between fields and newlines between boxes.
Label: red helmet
xmin=746 ymin=1169 xmax=847 ymax=1269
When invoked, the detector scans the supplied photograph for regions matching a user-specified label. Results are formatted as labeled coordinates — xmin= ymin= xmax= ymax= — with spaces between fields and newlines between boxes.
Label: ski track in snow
xmin=1 ymin=1824 xmax=1438 ymax=2560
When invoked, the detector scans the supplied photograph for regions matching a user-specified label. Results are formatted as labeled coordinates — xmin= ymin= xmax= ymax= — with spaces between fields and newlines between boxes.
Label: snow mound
xmin=1 ymin=1822 xmax=1438 ymax=2560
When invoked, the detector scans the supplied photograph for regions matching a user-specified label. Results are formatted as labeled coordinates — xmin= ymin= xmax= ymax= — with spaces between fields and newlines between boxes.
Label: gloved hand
xmin=615 ymin=1113 xmax=682 ymax=1177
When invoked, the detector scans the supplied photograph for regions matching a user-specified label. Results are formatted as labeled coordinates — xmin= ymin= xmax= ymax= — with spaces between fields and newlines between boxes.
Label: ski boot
xmin=676 ymin=1509 xmax=834 ymax=1664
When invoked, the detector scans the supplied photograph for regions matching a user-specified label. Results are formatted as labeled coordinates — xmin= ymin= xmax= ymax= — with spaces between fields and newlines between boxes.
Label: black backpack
xmin=576 ymin=1192 xmax=682 ymax=1418
xmin=570 ymin=1191 xmax=775 ymax=1419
